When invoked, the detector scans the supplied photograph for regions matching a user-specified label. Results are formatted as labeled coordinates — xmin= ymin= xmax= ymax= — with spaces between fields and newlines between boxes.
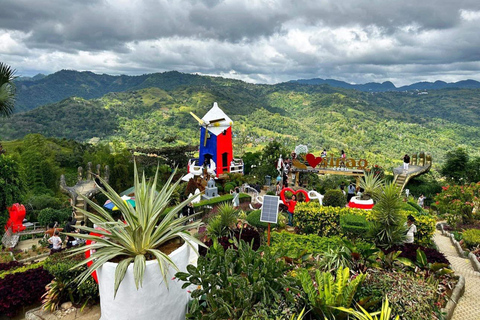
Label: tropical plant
xmin=206 ymin=203 xmax=237 ymax=238
xmin=299 ymin=266 xmax=365 ymax=319
xmin=67 ymin=164 xmax=204 ymax=296
xmin=336 ymin=296 xmax=399 ymax=320
xmin=0 ymin=62 xmax=16 ymax=117
xmin=176 ymin=239 xmax=303 ymax=319
xmin=369 ymin=182 xmax=405 ymax=248
xmin=359 ymin=172 xmax=384 ymax=201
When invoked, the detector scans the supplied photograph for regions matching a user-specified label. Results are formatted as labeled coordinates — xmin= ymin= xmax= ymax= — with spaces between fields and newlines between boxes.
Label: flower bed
xmin=0 ymin=262 xmax=53 ymax=317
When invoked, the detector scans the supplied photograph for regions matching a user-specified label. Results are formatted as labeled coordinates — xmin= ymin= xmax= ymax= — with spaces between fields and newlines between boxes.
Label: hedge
xmin=246 ymin=210 xmax=279 ymax=229
xmin=294 ymin=202 xmax=367 ymax=237
xmin=340 ymin=214 xmax=371 ymax=239
xmin=193 ymin=193 xmax=251 ymax=208
xmin=293 ymin=202 xmax=436 ymax=245
xmin=269 ymin=231 xmax=343 ymax=258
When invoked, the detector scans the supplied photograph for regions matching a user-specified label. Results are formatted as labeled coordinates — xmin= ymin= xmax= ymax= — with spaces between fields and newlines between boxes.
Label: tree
xmin=0 ymin=62 xmax=17 ymax=117
xmin=440 ymin=148 xmax=469 ymax=184
xmin=0 ymin=154 xmax=24 ymax=233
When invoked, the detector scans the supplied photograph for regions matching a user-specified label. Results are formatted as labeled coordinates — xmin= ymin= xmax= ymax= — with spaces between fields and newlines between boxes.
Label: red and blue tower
xmin=197 ymin=103 xmax=233 ymax=175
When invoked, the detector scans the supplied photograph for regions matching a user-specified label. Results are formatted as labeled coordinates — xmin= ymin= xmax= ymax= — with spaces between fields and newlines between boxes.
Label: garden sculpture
xmin=60 ymin=162 xmax=109 ymax=222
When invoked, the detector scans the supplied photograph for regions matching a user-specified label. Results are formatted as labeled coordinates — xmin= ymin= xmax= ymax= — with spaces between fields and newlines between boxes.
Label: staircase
xmin=392 ymin=151 xmax=432 ymax=193
xmin=74 ymin=198 xmax=86 ymax=225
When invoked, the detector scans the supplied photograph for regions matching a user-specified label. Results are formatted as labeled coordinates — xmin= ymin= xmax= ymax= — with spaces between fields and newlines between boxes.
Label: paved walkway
xmin=433 ymin=230 xmax=480 ymax=320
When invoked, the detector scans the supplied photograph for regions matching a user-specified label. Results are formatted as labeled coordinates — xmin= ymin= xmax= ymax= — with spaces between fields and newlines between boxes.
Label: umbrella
xmin=103 ymin=195 xmax=136 ymax=211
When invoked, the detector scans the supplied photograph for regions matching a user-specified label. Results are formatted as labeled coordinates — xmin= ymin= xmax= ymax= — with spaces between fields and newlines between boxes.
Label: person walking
xmin=347 ymin=182 xmax=356 ymax=202
xmin=418 ymin=195 xmax=426 ymax=208
xmin=403 ymin=154 xmax=410 ymax=172
xmin=340 ymin=150 xmax=346 ymax=170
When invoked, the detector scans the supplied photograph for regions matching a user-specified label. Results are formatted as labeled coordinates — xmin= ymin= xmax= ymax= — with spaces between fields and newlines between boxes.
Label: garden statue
xmin=204 ymin=177 xmax=219 ymax=199
xmin=60 ymin=162 xmax=109 ymax=222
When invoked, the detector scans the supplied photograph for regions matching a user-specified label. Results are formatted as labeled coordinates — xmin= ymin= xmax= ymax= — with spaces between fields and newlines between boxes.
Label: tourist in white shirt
xmin=404 ymin=215 xmax=417 ymax=244
xmin=48 ymin=230 xmax=63 ymax=254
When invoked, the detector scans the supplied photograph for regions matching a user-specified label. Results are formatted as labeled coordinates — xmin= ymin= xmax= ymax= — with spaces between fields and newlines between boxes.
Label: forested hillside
xmin=2 ymin=76 xmax=480 ymax=168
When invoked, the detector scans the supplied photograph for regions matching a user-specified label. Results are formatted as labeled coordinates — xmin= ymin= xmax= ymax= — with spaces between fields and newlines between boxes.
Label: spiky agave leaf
xmin=68 ymin=162 xmax=204 ymax=296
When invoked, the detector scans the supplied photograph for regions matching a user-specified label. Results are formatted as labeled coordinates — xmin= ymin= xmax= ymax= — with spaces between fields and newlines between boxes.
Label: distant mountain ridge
xmin=290 ymin=78 xmax=480 ymax=92
xmin=13 ymin=69 xmax=480 ymax=113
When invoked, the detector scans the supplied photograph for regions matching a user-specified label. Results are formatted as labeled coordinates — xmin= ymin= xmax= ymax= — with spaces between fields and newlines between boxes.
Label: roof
xmin=201 ymin=102 xmax=233 ymax=136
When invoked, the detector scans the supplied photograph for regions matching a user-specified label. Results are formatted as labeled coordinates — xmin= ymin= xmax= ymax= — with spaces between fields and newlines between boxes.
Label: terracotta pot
xmin=96 ymin=241 xmax=198 ymax=320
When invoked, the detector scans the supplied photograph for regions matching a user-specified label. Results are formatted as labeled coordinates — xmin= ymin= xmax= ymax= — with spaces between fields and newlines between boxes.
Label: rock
xmin=61 ymin=302 xmax=73 ymax=310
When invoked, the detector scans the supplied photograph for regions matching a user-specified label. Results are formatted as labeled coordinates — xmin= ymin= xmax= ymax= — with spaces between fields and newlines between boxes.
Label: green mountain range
xmin=3 ymin=71 xmax=480 ymax=168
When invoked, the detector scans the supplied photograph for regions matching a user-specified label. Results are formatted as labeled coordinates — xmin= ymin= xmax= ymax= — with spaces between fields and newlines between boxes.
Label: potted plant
xmin=67 ymin=164 xmax=204 ymax=320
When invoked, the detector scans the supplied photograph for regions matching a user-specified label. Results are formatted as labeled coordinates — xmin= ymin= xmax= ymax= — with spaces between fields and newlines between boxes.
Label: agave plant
xmin=67 ymin=163 xmax=204 ymax=296
xmin=359 ymin=172 xmax=384 ymax=201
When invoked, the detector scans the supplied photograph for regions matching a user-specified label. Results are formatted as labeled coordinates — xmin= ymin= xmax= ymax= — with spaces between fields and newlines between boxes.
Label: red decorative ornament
xmin=5 ymin=204 xmax=26 ymax=233
xmin=280 ymin=188 xmax=310 ymax=204
xmin=347 ymin=197 xmax=374 ymax=210
xmin=305 ymin=153 xmax=323 ymax=168
xmin=85 ymin=231 xmax=103 ymax=283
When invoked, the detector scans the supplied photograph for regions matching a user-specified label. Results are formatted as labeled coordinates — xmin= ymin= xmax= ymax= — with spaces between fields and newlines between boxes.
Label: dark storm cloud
xmin=2 ymin=0 xmax=480 ymax=85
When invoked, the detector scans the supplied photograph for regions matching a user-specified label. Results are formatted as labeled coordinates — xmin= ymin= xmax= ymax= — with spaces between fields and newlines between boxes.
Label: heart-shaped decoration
xmin=280 ymin=188 xmax=310 ymax=204
xmin=306 ymin=153 xmax=323 ymax=168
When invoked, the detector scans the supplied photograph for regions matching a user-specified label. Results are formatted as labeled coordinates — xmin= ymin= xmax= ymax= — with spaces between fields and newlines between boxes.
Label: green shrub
xmin=462 ymin=229 xmax=480 ymax=249
xmin=294 ymin=202 xmax=367 ymax=236
xmin=269 ymin=232 xmax=343 ymax=257
xmin=223 ymin=182 xmax=236 ymax=193
xmin=355 ymin=269 xmax=437 ymax=320
xmin=340 ymin=214 xmax=371 ymax=239
xmin=176 ymin=240 xmax=304 ymax=319
xmin=43 ymin=252 xmax=99 ymax=310
xmin=401 ymin=202 xmax=418 ymax=213
xmin=38 ymin=208 xmax=71 ymax=227
xmin=246 ymin=209 xmax=278 ymax=229
xmin=323 ymin=189 xmax=346 ymax=207
xmin=407 ymin=200 xmax=424 ymax=213
xmin=409 ymin=212 xmax=436 ymax=246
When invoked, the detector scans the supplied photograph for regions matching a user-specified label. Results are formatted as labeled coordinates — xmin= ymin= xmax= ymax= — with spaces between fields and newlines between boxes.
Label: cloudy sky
xmin=1 ymin=0 xmax=480 ymax=86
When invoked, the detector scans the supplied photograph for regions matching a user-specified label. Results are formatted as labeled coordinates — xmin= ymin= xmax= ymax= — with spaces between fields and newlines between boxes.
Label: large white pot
xmin=96 ymin=241 xmax=198 ymax=320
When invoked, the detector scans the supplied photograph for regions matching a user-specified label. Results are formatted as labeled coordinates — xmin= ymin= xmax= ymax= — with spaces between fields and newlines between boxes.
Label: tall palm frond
xmin=0 ymin=62 xmax=17 ymax=117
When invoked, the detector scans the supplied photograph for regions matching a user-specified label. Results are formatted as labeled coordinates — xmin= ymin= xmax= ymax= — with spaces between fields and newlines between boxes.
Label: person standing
xmin=48 ymin=230 xmax=62 ymax=255
xmin=403 ymin=154 xmax=410 ymax=172
xmin=404 ymin=215 xmax=417 ymax=244
xmin=231 ymin=187 xmax=240 ymax=208
xmin=347 ymin=182 xmax=356 ymax=202
xmin=285 ymin=195 xmax=297 ymax=227
xmin=418 ymin=195 xmax=426 ymax=208
xmin=340 ymin=150 xmax=346 ymax=170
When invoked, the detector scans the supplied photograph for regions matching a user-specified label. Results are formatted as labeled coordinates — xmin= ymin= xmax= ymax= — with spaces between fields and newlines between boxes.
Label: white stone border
xmin=439 ymin=223 xmax=480 ymax=271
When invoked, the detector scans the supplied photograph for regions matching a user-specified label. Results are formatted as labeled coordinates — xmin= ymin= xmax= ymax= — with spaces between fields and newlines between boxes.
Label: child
xmin=285 ymin=195 xmax=297 ymax=227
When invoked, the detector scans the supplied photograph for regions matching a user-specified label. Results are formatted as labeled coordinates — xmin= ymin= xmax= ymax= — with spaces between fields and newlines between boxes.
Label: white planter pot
xmin=96 ymin=241 xmax=198 ymax=320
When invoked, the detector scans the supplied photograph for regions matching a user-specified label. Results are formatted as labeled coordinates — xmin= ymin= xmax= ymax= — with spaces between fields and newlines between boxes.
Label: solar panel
xmin=260 ymin=195 xmax=279 ymax=224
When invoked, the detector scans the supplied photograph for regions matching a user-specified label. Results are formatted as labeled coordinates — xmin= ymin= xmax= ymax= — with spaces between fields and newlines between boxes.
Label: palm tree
xmin=0 ymin=62 xmax=17 ymax=117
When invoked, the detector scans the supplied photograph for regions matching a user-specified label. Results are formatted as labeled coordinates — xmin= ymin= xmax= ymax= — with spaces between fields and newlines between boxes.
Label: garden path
xmin=434 ymin=230 xmax=480 ymax=320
